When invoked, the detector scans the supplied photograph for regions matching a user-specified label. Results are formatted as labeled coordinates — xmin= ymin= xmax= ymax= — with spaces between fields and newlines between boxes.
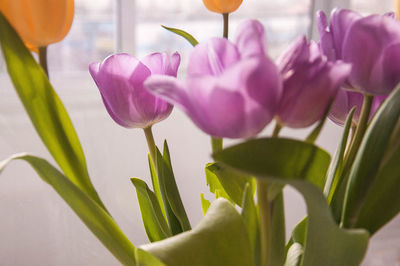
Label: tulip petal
xmin=141 ymin=52 xmax=181 ymax=77
xmin=343 ymin=15 xmax=400 ymax=94
xmin=235 ymin=19 xmax=266 ymax=58
xmin=380 ymin=42 xmax=400 ymax=94
xmin=330 ymin=8 xmax=361 ymax=59
xmin=280 ymin=61 xmax=351 ymax=128
xmin=317 ymin=11 xmax=335 ymax=60
xmin=188 ymin=38 xmax=240 ymax=76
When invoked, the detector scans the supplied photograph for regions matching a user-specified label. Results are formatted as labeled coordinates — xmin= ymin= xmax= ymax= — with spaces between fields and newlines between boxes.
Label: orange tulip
xmin=396 ymin=0 xmax=400 ymax=19
xmin=202 ymin=0 xmax=243 ymax=14
xmin=0 ymin=0 xmax=74 ymax=50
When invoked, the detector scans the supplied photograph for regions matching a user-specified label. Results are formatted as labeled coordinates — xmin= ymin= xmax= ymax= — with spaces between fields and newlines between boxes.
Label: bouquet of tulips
xmin=1 ymin=0 xmax=400 ymax=265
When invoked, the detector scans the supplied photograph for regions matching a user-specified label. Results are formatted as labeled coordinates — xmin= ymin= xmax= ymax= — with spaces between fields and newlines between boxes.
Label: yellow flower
xmin=202 ymin=0 xmax=243 ymax=14
xmin=396 ymin=0 xmax=400 ymax=19
xmin=0 ymin=0 xmax=74 ymax=51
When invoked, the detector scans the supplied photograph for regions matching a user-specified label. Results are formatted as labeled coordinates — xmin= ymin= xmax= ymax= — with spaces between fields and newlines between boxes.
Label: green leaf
xmin=161 ymin=25 xmax=199 ymax=47
xmin=284 ymin=243 xmax=303 ymax=266
xmin=141 ymin=199 xmax=253 ymax=266
xmin=205 ymin=163 xmax=233 ymax=203
xmin=0 ymin=13 xmax=106 ymax=211
xmin=131 ymin=178 xmax=172 ymax=242
xmin=354 ymin=143 xmax=400 ymax=234
xmin=0 ymin=154 xmax=136 ymax=265
xmin=148 ymin=155 xmax=165 ymax=218
xmin=342 ymin=85 xmax=400 ymax=228
xmin=268 ymin=192 xmax=286 ymax=266
xmin=206 ymin=163 xmax=255 ymax=206
xmin=214 ymin=138 xmax=369 ymax=266
xmin=200 ymin=193 xmax=211 ymax=215
xmin=214 ymin=138 xmax=329 ymax=189
xmin=324 ymin=107 xmax=356 ymax=199
xmin=135 ymin=248 xmax=166 ymax=266
xmin=241 ymin=183 xmax=260 ymax=266
xmin=155 ymin=146 xmax=191 ymax=234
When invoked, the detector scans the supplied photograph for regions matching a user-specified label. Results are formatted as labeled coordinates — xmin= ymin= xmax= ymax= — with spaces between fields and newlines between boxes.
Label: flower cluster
xmin=90 ymin=9 xmax=400 ymax=139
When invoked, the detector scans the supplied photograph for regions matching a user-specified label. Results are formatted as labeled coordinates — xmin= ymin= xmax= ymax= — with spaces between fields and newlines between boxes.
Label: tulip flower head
xmin=146 ymin=20 xmax=282 ymax=139
xmin=90 ymin=52 xmax=180 ymax=129
xmin=277 ymin=36 xmax=351 ymax=128
xmin=0 ymin=0 xmax=74 ymax=51
xmin=317 ymin=8 xmax=400 ymax=95
xmin=202 ymin=0 xmax=243 ymax=14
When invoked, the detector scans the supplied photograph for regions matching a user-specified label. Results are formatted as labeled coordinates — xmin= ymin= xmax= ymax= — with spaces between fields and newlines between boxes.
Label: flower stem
xmin=257 ymin=179 xmax=271 ymax=266
xmin=38 ymin=46 xmax=49 ymax=77
xmin=272 ymin=122 xmax=282 ymax=138
xmin=342 ymin=95 xmax=373 ymax=176
xmin=143 ymin=126 xmax=157 ymax=165
xmin=223 ymin=13 xmax=229 ymax=39
xmin=211 ymin=137 xmax=223 ymax=153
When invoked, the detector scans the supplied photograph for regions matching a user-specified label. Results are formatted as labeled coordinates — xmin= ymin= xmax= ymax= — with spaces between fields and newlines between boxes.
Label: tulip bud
xmin=202 ymin=0 xmax=243 ymax=14
xmin=0 ymin=0 xmax=74 ymax=51
xmin=89 ymin=52 xmax=180 ymax=129
xmin=277 ymin=37 xmax=351 ymax=128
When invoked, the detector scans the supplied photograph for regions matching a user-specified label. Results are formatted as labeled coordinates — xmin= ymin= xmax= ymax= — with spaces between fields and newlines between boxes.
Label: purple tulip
xmin=145 ymin=20 xmax=282 ymax=139
xmin=89 ymin=52 xmax=180 ymax=129
xmin=317 ymin=8 xmax=400 ymax=95
xmin=277 ymin=36 xmax=351 ymax=128
xmin=329 ymin=90 xmax=387 ymax=126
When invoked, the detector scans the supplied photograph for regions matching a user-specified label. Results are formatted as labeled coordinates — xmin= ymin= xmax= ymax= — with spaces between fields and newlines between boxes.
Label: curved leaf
xmin=161 ymin=25 xmax=199 ymax=47
xmin=131 ymin=178 xmax=172 ymax=242
xmin=342 ymin=85 xmax=400 ymax=228
xmin=0 ymin=154 xmax=136 ymax=265
xmin=0 ymin=12 xmax=105 ymax=211
xmin=141 ymin=199 xmax=253 ymax=266
xmin=206 ymin=163 xmax=255 ymax=206
xmin=241 ymin=183 xmax=260 ymax=266
xmin=214 ymin=138 xmax=369 ymax=266
xmin=155 ymin=146 xmax=191 ymax=234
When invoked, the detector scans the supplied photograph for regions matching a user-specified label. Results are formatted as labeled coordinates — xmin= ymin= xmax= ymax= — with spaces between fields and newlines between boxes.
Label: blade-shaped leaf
xmin=148 ymin=155 xmax=165 ymax=218
xmin=141 ymin=199 xmax=253 ymax=266
xmin=0 ymin=12 xmax=105 ymax=211
xmin=135 ymin=248 xmax=166 ymax=266
xmin=241 ymin=183 xmax=260 ymax=266
xmin=214 ymin=138 xmax=329 ymax=189
xmin=200 ymin=193 xmax=211 ymax=215
xmin=324 ymin=107 xmax=356 ymax=199
xmin=0 ymin=154 xmax=136 ymax=265
xmin=162 ymin=25 xmax=199 ymax=46
xmin=205 ymin=163 xmax=233 ymax=203
xmin=342 ymin=85 xmax=400 ymax=228
xmin=155 ymin=146 xmax=191 ymax=234
xmin=354 ymin=144 xmax=400 ymax=234
xmin=214 ymin=138 xmax=369 ymax=266
xmin=131 ymin=178 xmax=172 ymax=242
xmin=268 ymin=192 xmax=286 ymax=266
xmin=206 ymin=163 xmax=255 ymax=206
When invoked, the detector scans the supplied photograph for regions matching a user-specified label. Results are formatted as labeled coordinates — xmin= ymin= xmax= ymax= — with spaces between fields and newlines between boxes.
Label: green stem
xmin=341 ymin=95 xmax=373 ymax=177
xmin=272 ymin=122 xmax=282 ymax=138
xmin=143 ymin=126 xmax=157 ymax=165
xmin=211 ymin=137 xmax=223 ymax=153
xmin=222 ymin=13 xmax=229 ymax=39
xmin=257 ymin=179 xmax=271 ymax=266
xmin=38 ymin=46 xmax=49 ymax=77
